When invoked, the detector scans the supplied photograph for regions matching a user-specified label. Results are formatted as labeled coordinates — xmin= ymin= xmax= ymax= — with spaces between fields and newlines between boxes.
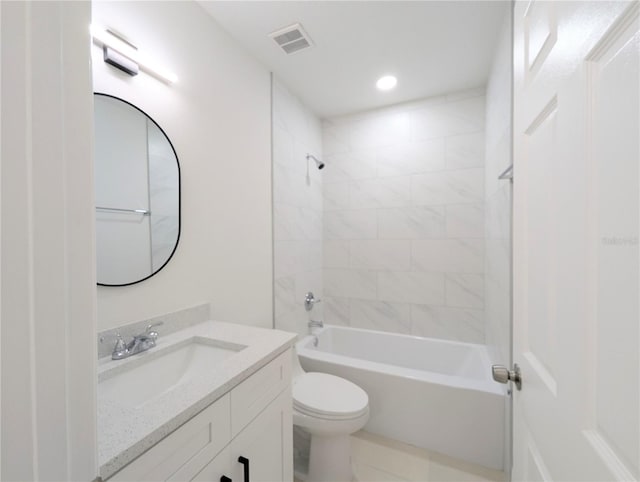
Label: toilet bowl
xmin=292 ymin=349 xmax=369 ymax=482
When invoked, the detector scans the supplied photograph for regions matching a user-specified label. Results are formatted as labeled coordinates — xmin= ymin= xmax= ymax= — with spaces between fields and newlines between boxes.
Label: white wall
xmin=1 ymin=2 xmax=97 ymax=479
xmin=92 ymin=1 xmax=273 ymax=330
xmin=272 ymin=78 xmax=323 ymax=337
xmin=321 ymin=90 xmax=487 ymax=343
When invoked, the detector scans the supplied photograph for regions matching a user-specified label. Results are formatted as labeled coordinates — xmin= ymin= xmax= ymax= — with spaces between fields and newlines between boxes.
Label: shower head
xmin=306 ymin=154 xmax=325 ymax=170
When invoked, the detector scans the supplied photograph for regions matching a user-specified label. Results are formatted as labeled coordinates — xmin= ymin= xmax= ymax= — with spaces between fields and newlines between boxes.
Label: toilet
xmin=292 ymin=350 xmax=369 ymax=482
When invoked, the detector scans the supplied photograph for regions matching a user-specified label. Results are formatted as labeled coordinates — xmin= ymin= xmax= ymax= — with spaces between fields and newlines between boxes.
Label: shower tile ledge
xmin=97 ymin=320 xmax=296 ymax=480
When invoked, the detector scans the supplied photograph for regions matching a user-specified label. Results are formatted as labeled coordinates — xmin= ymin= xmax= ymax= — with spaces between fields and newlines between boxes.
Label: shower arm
xmin=306 ymin=153 xmax=325 ymax=170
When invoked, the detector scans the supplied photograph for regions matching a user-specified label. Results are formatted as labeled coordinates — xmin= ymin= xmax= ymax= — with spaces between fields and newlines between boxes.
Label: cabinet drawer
xmin=109 ymin=394 xmax=231 ymax=482
xmin=230 ymin=349 xmax=291 ymax=437
xmin=190 ymin=445 xmax=231 ymax=482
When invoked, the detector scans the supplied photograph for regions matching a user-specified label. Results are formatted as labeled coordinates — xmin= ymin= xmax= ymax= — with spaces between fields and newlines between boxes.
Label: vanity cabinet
xmin=108 ymin=349 xmax=292 ymax=482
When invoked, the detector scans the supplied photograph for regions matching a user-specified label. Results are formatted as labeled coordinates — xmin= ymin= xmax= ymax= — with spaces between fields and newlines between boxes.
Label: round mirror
xmin=94 ymin=93 xmax=181 ymax=286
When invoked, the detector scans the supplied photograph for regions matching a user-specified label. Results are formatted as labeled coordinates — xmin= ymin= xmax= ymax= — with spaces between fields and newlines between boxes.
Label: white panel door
xmin=1 ymin=1 xmax=97 ymax=480
xmin=512 ymin=1 xmax=639 ymax=480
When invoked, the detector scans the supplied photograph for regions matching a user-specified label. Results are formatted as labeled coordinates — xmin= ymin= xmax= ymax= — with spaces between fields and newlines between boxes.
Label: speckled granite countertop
xmin=97 ymin=321 xmax=296 ymax=480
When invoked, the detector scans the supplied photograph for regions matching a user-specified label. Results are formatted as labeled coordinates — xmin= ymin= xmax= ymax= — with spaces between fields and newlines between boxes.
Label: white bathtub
xmin=297 ymin=325 xmax=505 ymax=470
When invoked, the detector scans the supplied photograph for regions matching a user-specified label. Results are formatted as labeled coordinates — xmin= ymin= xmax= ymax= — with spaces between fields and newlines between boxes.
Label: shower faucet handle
xmin=304 ymin=292 xmax=321 ymax=311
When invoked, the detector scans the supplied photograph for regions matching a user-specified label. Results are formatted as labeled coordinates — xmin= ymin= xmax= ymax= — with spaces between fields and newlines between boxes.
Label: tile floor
xmin=351 ymin=431 xmax=505 ymax=482
xmin=295 ymin=430 xmax=506 ymax=482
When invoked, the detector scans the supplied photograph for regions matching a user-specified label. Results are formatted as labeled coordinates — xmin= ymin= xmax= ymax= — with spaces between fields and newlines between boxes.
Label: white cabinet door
xmin=512 ymin=1 xmax=639 ymax=480
xmin=230 ymin=388 xmax=293 ymax=482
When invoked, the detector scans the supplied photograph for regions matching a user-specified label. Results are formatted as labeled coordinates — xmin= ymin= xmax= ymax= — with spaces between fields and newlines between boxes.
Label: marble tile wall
xmin=148 ymin=119 xmax=180 ymax=272
xmin=272 ymin=78 xmax=324 ymax=337
xmin=322 ymin=89 xmax=486 ymax=343
xmin=485 ymin=10 xmax=513 ymax=368
xmin=484 ymin=10 xmax=513 ymax=472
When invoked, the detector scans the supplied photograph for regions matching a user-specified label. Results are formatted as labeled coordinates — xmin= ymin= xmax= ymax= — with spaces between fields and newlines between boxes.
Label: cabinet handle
xmin=220 ymin=476 xmax=232 ymax=482
xmin=238 ymin=456 xmax=250 ymax=482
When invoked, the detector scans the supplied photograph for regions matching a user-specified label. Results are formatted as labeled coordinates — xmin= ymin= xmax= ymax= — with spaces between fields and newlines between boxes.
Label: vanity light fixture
xmin=376 ymin=75 xmax=397 ymax=91
xmin=104 ymin=46 xmax=139 ymax=77
xmin=90 ymin=25 xmax=178 ymax=84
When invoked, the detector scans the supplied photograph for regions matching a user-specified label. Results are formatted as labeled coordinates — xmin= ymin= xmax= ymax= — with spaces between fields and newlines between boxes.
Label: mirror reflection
xmin=94 ymin=93 xmax=180 ymax=286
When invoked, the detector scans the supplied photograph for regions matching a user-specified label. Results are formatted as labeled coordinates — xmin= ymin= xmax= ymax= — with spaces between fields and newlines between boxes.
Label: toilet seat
xmin=293 ymin=372 xmax=369 ymax=421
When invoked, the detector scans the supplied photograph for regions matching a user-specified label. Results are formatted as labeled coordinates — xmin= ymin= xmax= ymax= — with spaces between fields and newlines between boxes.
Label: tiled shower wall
xmin=321 ymin=90 xmax=486 ymax=343
xmin=148 ymin=120 xmax=180 ymax=273
xmin=485 ymin=9 xmax=513 ymax=368
xmin=272 ymin=78 xmax=324 ymax=336
xmin=485 ymin=9 xmax=513 ymax=471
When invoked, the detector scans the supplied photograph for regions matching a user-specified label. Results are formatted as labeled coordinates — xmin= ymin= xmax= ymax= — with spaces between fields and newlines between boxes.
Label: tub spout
xmin=308 ymin=319 xmax=324 ymax=330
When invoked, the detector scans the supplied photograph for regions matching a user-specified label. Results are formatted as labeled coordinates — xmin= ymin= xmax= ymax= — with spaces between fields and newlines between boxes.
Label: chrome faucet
xmin=308 ymin=319 xmax=324 ymax=329
xmin=112 ymin=322 xmax=163 ymax=360
xmin=304 ymin=292 xmax=322 ymax=311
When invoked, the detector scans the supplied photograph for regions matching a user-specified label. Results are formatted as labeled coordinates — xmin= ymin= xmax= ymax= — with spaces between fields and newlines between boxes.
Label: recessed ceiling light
xmin=376 ymin=75 xmax=397 ymax=91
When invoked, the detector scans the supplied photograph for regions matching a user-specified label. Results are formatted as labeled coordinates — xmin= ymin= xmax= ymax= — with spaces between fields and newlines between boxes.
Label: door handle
xmin=238 ymin=456 xmax=250 ymax=482
xmin=220 ymin=477 xmax=232 ymax=482
xmin=492 ymin=363 xmax=522 ymax=390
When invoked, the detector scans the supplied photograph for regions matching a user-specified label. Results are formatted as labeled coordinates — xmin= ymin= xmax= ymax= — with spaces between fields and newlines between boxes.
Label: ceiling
xmin=199 ymin=1 xmax=508 ymax=119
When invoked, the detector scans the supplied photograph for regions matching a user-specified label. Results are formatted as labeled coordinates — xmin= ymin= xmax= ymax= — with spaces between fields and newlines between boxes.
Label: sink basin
xmin=99 ymin=337 xmax=246 ymax=408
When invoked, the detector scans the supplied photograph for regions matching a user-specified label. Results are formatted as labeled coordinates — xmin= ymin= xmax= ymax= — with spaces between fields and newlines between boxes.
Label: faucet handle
xmin=304 ymin=292 xmax=322 ymax=312
xmin=146 ymin=321 xmax=164 ymax=332
xmin=145 ymin=321 xmax=163 ymax=341
xmin=114 ymin=332 xmax=126 ymax=349
xmin=112 ymin=333 xmax=128 ymax=360
xmin=146 ymin=321 xmax=163 ymax=334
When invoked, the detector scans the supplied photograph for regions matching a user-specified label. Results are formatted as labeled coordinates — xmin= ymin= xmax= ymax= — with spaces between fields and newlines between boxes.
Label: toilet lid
xmin=293 ymin=372 xmax=369 ymax=420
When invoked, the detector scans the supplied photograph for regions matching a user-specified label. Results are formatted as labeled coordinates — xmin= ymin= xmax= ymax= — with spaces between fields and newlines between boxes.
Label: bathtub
xmin=297 ymin=325 xmax=505 ymax=470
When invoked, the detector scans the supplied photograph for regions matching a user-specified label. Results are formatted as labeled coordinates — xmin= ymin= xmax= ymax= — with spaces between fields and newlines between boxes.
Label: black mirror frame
xmin=94 ymin=92 xmax=181 ymax=287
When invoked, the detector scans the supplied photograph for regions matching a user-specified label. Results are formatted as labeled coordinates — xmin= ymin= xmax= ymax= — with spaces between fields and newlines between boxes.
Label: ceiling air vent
xmin=269 ymin=23 xmax=314 ymax=55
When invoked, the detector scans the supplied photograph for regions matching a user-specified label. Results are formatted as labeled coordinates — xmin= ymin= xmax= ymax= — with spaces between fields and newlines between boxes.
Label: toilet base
xmin=307 ymin=434 xmax=352 ymax=482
